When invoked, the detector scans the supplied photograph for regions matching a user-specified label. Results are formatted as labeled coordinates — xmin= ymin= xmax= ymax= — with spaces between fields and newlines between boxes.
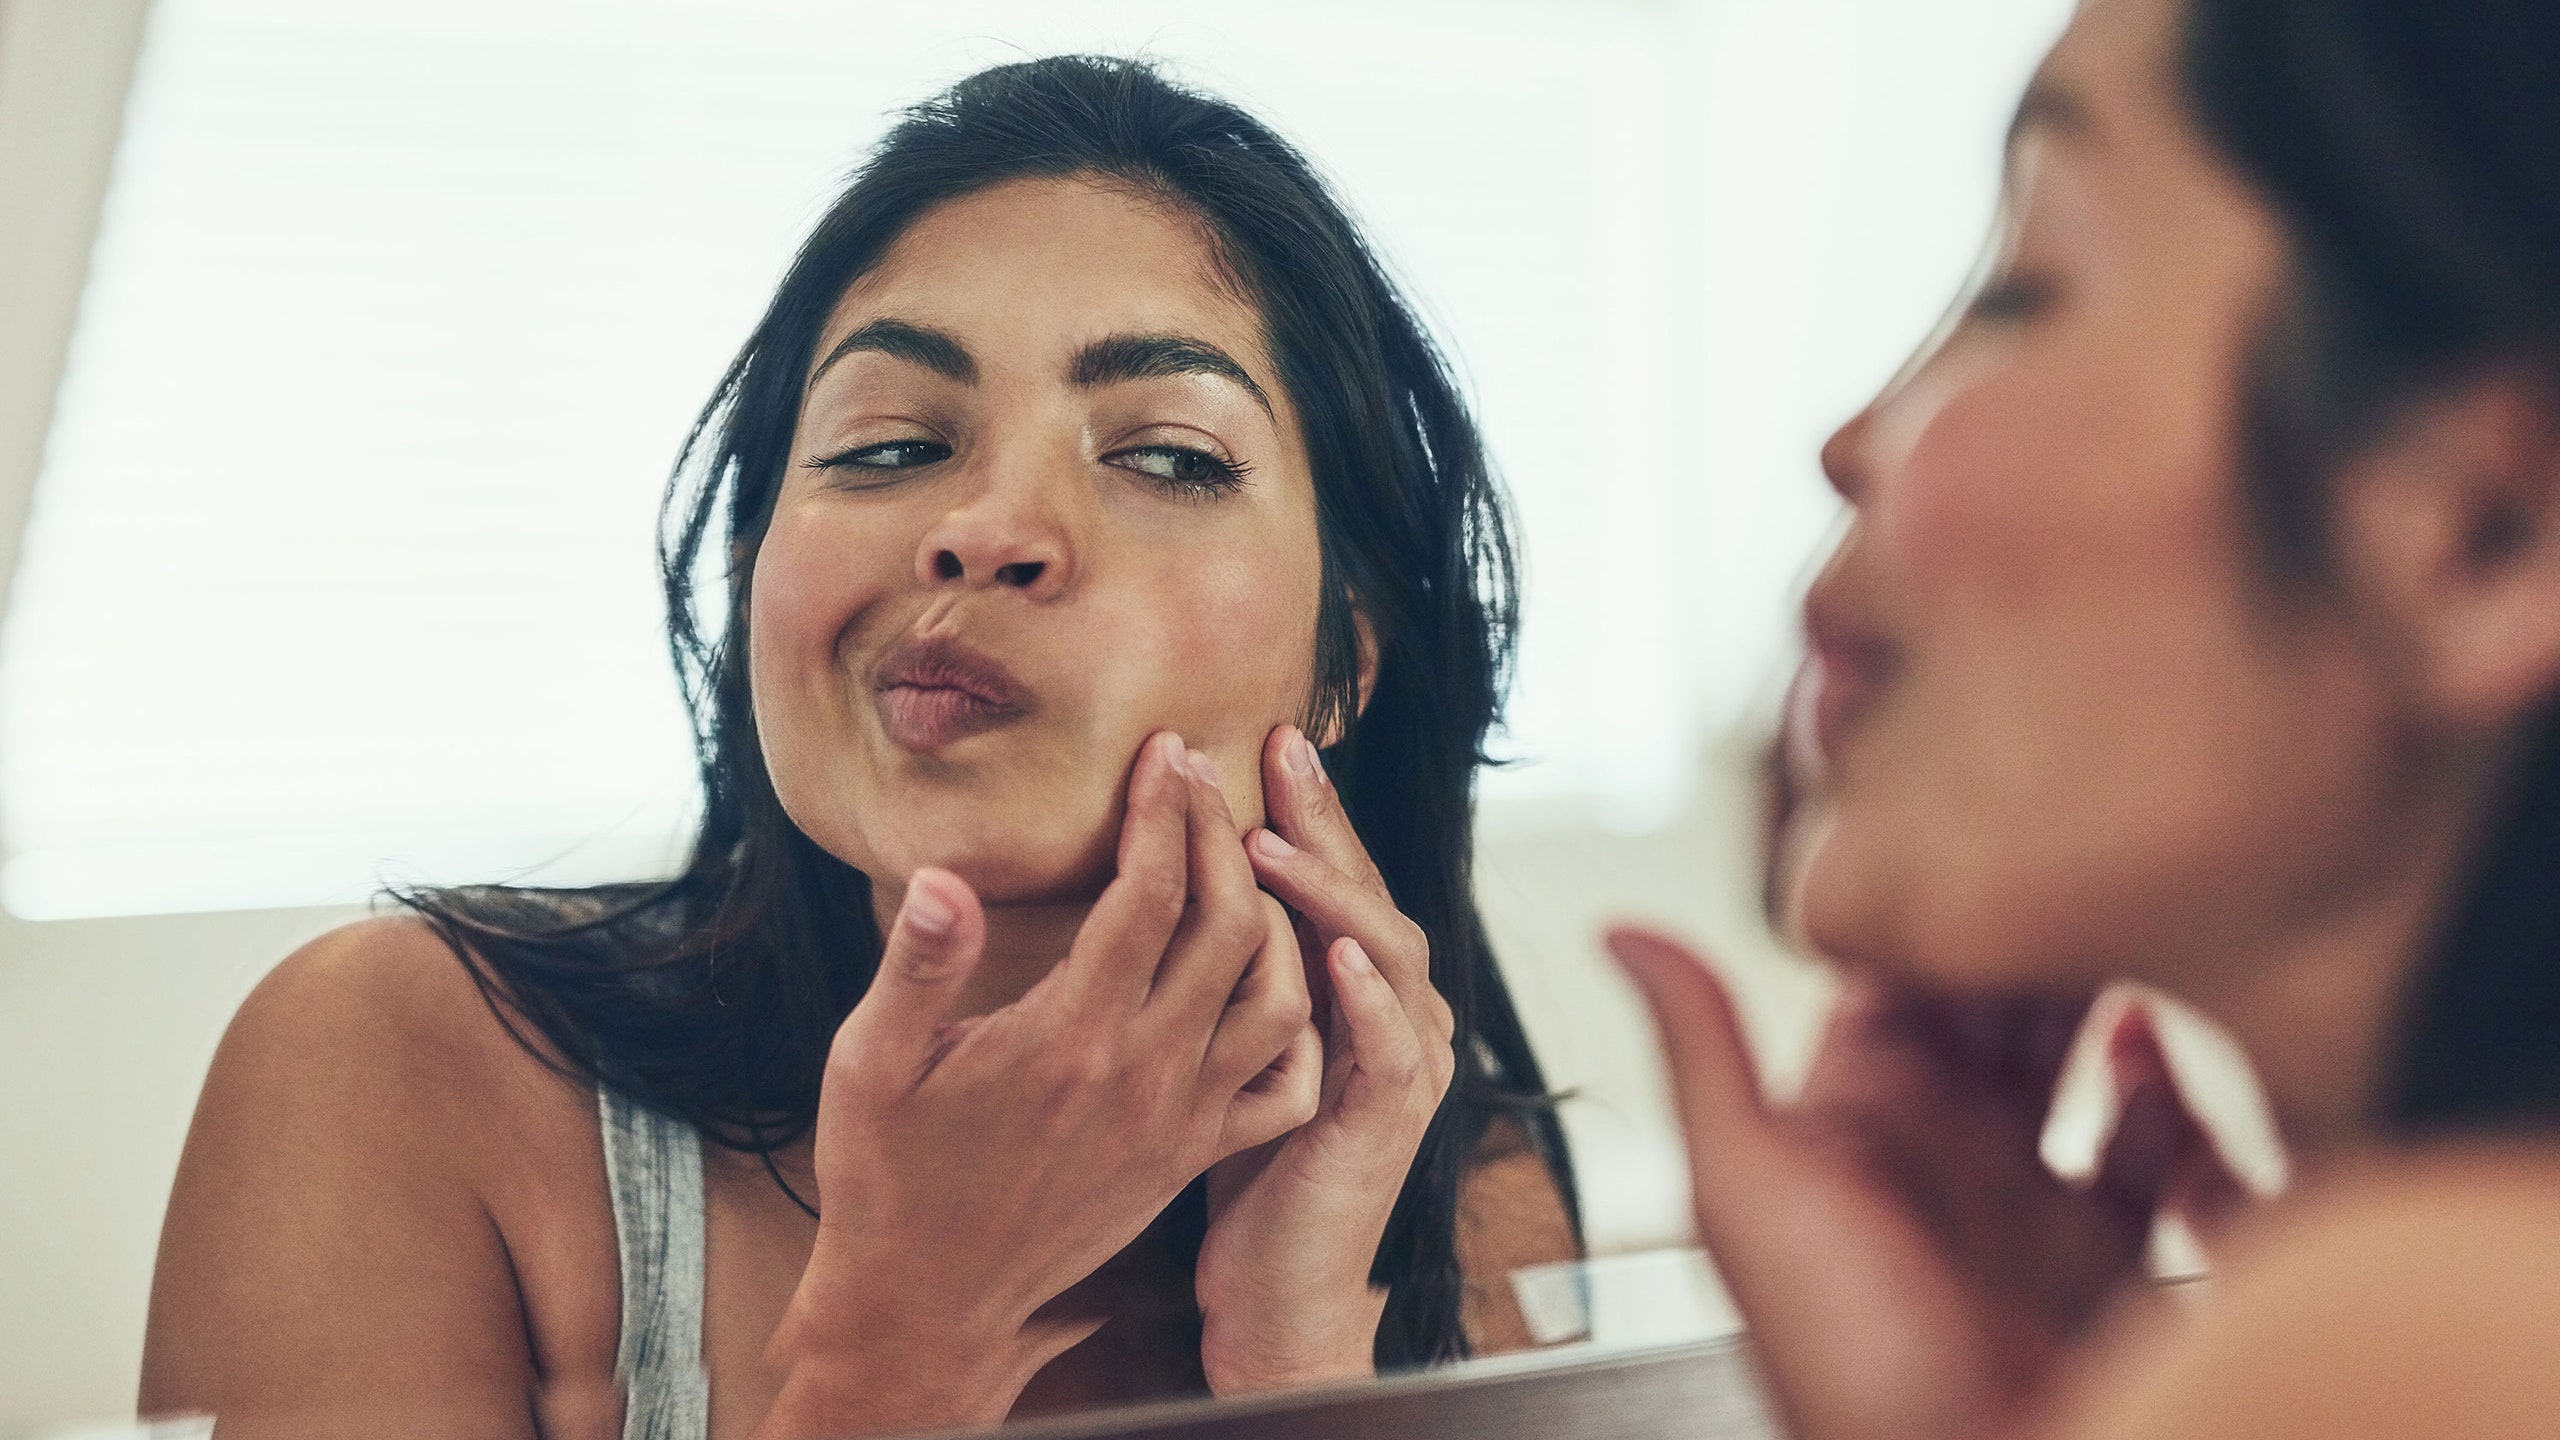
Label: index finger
xmin=1258 ymin=724 xmax=1388 ymax=900
xmin=1143 ymin=747 xmax=1268 ymax=1024
xmin=1052 ymin=730 xmax=1193 ymax=1013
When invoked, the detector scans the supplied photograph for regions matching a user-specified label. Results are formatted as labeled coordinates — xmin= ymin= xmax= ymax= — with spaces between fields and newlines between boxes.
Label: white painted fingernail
xmin=1252 ymin=828 xmax=1295 ymax=860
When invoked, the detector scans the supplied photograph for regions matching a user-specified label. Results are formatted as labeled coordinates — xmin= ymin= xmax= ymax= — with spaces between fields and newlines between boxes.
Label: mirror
xmin=0 ymin=0 xmax=2070 ymax=1435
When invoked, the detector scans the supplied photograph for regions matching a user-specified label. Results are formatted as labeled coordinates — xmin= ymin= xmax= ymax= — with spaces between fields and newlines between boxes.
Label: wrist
xmin=754 ymin=1237 xmax=1042 ymax=1439
xmin=1198 ymin=1284 xmax=1386 ymax=1398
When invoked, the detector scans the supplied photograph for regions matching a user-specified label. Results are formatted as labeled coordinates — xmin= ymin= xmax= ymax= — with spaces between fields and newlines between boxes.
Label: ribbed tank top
xmin=599 ymin=1086 xmax=711 ymax=1440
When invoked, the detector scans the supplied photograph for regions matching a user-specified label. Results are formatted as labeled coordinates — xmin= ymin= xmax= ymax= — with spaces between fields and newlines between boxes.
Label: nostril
xmin=995 ymin=560 xmax=1045 ymax=588
xmin=934 ymin=550 xmax=963 ymax=581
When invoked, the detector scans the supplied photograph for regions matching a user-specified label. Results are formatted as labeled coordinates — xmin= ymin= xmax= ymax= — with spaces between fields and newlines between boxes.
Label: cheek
xmin=1092 ymin=537 xmax=1322 ymax=813
xmin=1141 ymin=540 xmax=1320 ymax=737
xmin=1815 ymin=351 xmax=2379 ymax=984
xmin=745 ymin=503 xmax=904 ymax=773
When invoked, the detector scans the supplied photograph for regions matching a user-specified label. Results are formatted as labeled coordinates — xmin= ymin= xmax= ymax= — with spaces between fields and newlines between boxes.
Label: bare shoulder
xmin=2059 ymin=1146 xmax=2560 ymax=1440
xmin=189 ymin=913 xmax=587 ymax=1185
xmin=1456 ymin=1112 xmax=1581 ymax=1354
xmin=143 ymin=915 xmax=618 ymax=1437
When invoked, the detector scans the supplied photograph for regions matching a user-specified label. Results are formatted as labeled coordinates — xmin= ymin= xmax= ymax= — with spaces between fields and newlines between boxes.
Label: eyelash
xmin=1968 ymin=272 xmax=2055 ymax=324
xmin=800 ymin=440 xmax=1253 ymax=498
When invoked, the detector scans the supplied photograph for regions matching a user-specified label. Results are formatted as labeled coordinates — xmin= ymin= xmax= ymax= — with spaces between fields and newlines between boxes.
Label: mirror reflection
xmin=0 ymin=1 xmax=2074 ymax=1437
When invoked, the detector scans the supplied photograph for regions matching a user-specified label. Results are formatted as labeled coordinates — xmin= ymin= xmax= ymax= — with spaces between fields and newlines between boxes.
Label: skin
xmin=141 ymin=176 xmax=1574 ymax=1440
xmin=1613 ymin=0 xmax=2560 ymax=1436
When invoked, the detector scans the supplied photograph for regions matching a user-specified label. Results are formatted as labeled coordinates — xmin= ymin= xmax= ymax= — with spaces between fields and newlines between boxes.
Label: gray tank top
xmin=599 ymin=1086 xmax=712 ymax=1440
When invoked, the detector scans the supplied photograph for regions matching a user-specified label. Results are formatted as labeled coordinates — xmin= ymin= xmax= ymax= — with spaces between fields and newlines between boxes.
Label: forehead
xmin=824 ymin=176 xmax=1269 ymax=372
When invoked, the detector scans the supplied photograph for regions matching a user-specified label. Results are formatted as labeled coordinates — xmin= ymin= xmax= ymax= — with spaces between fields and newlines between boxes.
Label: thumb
xmin=1606 ymin=925 xmax=1779 ymax=1207
xmin=854 ymin=868 xmax=987 ymax=1051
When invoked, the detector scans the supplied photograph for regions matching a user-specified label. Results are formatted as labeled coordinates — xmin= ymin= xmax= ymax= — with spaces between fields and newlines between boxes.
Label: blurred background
xmin=0 ymin=0 xmax=2070 ymax=1429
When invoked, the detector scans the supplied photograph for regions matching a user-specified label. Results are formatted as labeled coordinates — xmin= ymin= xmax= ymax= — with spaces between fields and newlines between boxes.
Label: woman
xmin=141 ymin=56 xmax=1576 ymax=1440
xmin=1617 ymin=0 xmax=2560 ymax=1435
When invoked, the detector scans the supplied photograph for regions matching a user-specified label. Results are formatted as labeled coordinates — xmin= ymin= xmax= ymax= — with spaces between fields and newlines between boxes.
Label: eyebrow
xmin=804 ymin=319 xmax=1274 ymax=419
xmin=2005 ymin=76 xmax=2095 ymax=161
xmin=807 ymin=318 xmax=977 ymax=391
xmin=1072 ymin=332 xmax=1273 ymax=418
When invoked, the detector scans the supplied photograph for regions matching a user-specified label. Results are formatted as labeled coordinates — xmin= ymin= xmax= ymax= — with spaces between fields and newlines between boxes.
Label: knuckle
xmin=1134 ymin=870 xmax=1188 ymax=920
xmin=1208 ymin=907 xmax=1264 ymax=959
xmin=1259 ymin=982 xmax=1314 ymax=1033
xmin=1255 ymin=892 xmax=1294 ymax=937
xmin=1288 ymin=1075 xmax=1322 ymax=1126
xmin=1394 ymin=917 xmax=1430 ymax=966
xmin=1053 ymin=1039 xmax=1113 ymax=1094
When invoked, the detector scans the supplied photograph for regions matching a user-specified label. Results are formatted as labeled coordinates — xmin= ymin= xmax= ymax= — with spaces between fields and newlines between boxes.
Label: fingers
xmin=1144 ymin=748 xmax=1270 ymax=1024
xmin=1203 ymin=896 xmax=1316 ymax=1091
xmin=1245 ymin=823 xmax=1446 ymax=1045
xmin=1606 ymin=926 xmax=1779 ymax=1204
xmin=1257 ymin=724 xmax=1389 ymax=898
xmin=1217 ymin=1014 xmax=1323 ymax=1156
xmin=1330 ymin=937 xmax=1449 ymax=1107
xmin=1058 ymin=732 xmax=1194 ymax=1011
xmin=846 ymin=868 xmax=987 ymax=1070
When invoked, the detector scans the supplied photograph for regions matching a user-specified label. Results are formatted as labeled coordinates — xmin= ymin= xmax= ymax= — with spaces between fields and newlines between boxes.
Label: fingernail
xmin=1338 ymin=938 xmax=1375 ymax=975
xmin=1156 ymin=732 xmax=1189 ymax=771
xmin=1252 ymin=828 xmax=1295 ymax=860
xmin=1287 ymin=730 xmax=1319 ymax=777
xmin=1186 ymin=749 xmax=1219 ymax=785
xmin=1309 ymin=740 xmax=1330 ymax=786
xmin=904 ymin=878 xmax=956 ymax=938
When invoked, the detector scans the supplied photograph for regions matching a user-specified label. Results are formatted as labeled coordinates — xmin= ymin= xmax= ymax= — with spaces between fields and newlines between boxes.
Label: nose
xmin=1820 ymin=406 xmax=1875 ymax=505
xmin=914 ymin=462 xmax=1076 ymax=601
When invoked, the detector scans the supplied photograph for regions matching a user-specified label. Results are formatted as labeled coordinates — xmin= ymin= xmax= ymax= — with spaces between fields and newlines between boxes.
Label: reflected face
xmin=747 ymin=177 xmax=1322 ymax=902
xmin=1790 ymin=0 xmax=2410 ymax=994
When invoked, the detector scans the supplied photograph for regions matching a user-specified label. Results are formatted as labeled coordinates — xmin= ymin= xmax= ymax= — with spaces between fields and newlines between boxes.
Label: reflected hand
xmin=753 ymin=732 xmax=1317 ymax=1440
xmin=1194 ymin=724 xmax=1458 ymax=1396
xmin=1610 ymin=928 xmax=2233 ymax=1440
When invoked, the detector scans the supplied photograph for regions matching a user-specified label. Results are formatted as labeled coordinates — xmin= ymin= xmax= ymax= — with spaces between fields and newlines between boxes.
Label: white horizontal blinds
xmin=0 ymin=0 xmax=1695 ymax=919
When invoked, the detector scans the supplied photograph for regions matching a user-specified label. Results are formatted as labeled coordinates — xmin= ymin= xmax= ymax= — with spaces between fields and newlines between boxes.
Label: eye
xmin=803 ymin=438 xmax=952 ymax=478
xmin=1966 ymin=272 xmax=2056 ymax=324
xmin=1107 ymin=444 xmax=1252 ymax=497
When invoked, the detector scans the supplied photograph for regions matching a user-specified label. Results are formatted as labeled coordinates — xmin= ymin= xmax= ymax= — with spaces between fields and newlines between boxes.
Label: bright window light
xmin=1 ymin=0 xmax=1709 ymax=919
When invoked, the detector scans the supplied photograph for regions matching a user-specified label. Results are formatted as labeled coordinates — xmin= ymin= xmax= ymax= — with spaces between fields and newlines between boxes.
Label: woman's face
xmin=1791 ymin=0 xmax=2423 ymax=999
xmin=748 ymin=176 xmax=1323 ymax=903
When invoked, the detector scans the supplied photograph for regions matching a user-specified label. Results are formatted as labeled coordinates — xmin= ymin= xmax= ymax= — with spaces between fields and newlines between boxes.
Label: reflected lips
xmin=873 ymin=635 xmax=1031 ymax=751
xmin=1802 ymin=599 xmax=1896 ymax=766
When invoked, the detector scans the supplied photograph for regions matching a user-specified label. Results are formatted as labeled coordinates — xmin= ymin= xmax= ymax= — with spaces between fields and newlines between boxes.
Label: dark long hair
xmin=2182 ymin=1 xmax=2560 ymax=1129
xmin=398 ymin=55 xmax=1573 ymax=1369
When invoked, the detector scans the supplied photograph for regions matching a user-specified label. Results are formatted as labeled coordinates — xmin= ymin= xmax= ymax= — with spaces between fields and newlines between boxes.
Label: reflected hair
xmin=2183 ymin=0 xmax=2560 ymax=1128
xmin=397 ymin=54 xmax=1574 ymax=1368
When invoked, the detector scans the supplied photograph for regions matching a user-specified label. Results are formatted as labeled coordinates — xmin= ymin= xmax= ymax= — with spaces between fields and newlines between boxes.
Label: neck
xmin=2201 ymin=742 xmax=2511 ymax=1172
xmin=871 ymin=873 xmax=1093 ymax=1019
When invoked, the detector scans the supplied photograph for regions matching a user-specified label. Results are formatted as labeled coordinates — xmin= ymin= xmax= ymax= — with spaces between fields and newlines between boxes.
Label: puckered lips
xmin=871 ymin=632 xmax=1033 ymax=752
xmin=1802 ymin=586 xmax=1898 ymax=768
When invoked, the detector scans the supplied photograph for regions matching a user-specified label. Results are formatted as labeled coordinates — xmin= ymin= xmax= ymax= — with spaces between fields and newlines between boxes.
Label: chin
xmin=836 ymin=804 xmax=1123 ymax=907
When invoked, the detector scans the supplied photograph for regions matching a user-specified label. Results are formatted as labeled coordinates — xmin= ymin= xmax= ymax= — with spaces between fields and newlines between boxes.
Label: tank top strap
xmin=598 ymin=1085 xmax=711 ymax=1440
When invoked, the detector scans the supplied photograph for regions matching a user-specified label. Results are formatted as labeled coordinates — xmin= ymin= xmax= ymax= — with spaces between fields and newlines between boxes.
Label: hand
xmin=1609 ymin=929 xmax=2236 ymax=1440
xmin=753 ymin=732 xmax=1319 ymax=1440
xmin=1194 ymin=724 xmax=1458 ymax=1396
